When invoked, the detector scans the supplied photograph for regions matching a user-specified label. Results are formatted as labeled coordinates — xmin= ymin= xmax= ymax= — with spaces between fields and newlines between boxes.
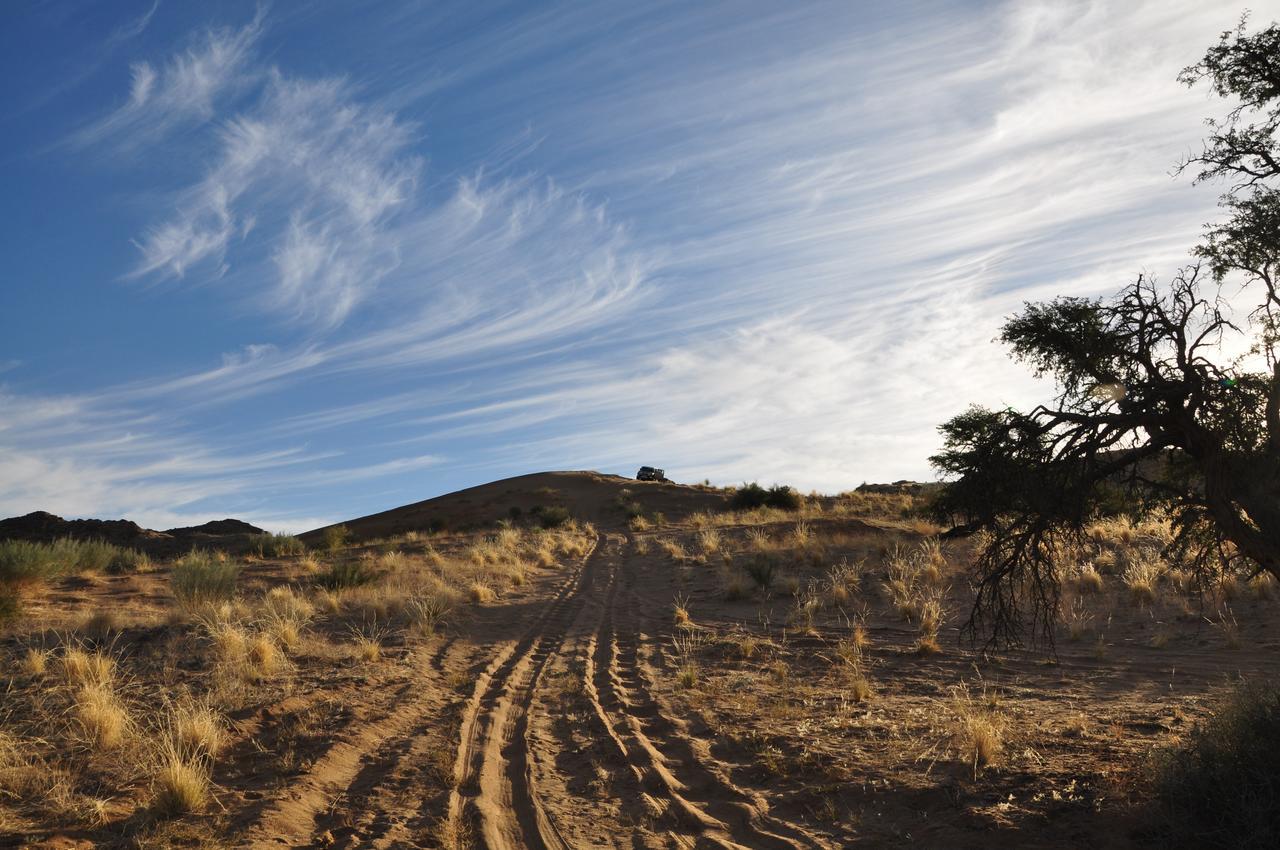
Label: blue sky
xmin=1 ymin=0 xmax=1273 ymax=532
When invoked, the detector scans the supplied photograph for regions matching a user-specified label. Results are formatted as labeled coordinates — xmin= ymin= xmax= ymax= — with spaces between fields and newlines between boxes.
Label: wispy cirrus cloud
xmin=72 ymin=6 xmax=264 ymax=149
xmin=10 ymin=0 xmax=1280 ymax=530
xmin=129 ymin=70 xmax=420 ymax=326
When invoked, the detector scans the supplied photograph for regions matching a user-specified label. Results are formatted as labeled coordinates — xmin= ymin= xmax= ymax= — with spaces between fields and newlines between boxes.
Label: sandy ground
xmin=3 ymin=471 xmax=1278 ymax=848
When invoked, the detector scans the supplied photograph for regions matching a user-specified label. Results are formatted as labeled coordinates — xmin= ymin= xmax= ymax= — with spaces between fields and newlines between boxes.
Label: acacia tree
xmin=932 ymin=19 xmax=1280 ymax=647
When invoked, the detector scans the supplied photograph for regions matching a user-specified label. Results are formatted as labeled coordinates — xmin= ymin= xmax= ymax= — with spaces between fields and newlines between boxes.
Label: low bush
xmin=0 ymin=538 xmax=148 ymax=583
xmin=252 ymin=533 xmax=306 ymax=558
xmin=171 ymin=551 xmax=241 ymax=608
xmin=0 ymin=540 xmax=60 ymax=584
xmin=315 ymin=560 xmax=377 ymax=590
xmin=107 ymin=547 xmax=150 ymax=574
xmin=59 ymin=539 xmax=118 ymax=572
xmin=1150 ymin=680 xmax=1280 ymax=848
xmin=322 ymin=525 xmax=351 ymax=553
xmin=730 ymin=483 xmax=803 ymax=511
xmin=531 ymin=505 xmax=571 ymax=529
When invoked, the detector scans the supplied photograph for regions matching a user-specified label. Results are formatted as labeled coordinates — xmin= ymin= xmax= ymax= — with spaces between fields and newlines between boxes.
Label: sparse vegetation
xmin=170 ymin=550 xmax=241 ymax=610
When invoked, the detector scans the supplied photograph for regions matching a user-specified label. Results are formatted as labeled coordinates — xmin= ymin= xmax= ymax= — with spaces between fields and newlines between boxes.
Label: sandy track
xmin=445 ymin=537 xmax=603 ymax=849
xmin=239 ymin=637 xmax=461 ymax=847
xmin=241 ymin=532 xmax=833 ymax=849
xmin=580 ymin=544 xmax=833 ymax=850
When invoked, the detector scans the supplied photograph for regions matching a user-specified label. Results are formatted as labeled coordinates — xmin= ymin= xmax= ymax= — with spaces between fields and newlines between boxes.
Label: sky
xmin=1 ymin=0 xmax=1275 ymax=532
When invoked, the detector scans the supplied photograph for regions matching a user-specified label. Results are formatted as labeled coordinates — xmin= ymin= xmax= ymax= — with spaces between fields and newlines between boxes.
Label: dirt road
xmin=240 ymin=532 xmax=834 ymax=849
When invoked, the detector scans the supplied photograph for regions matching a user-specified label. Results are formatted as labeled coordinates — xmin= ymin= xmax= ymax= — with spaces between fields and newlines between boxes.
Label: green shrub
xmin=252 ymin=533 xmax=305 ymax=558
xmin=0 ymin=540 xmax=60 ymax=584
xmin=1 ymin=538 xmax=146 ymax=582
xmin=315 ymin=560 xmax=377 ymax=590
xmin=1150 ymin=680 xmax=1280 ymax=848
xmin=322 ymin=525 xmax=350 ymax=553
xmin=171 ymin=551 xmax=240 ymax=608
xmin=730 ymin=483 xmax=802 ymax=512
xmin=63 ymin=539 xmax=118 ymax=572
xmin=531 ymin=505 xmax=571 ymax=529
xmin=107 ymin=547 xmax=150 ymax=574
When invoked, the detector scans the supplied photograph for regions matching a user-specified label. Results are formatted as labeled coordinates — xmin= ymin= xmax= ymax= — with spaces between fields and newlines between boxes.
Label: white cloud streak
xmin=14 ymin=0 xmax=1280 ymax=527
xmin=73 ymin=7 xmax=263 ymax=148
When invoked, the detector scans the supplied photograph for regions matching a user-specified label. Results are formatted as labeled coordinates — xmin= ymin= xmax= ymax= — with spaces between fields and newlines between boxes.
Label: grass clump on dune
xmin=171 ymin=550 xmax=241 ymax=609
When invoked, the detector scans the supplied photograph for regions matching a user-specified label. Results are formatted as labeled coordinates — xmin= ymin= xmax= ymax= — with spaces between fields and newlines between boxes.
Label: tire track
xmin=580 ymin=541 xmax=833 ymax=850
xmin=316 ymin=636 xmax=466 ymax=848
xmin=445 ymin=538 xmax=601 ymax=850
xmin=239 ymin=671 xmax=447 ymax=848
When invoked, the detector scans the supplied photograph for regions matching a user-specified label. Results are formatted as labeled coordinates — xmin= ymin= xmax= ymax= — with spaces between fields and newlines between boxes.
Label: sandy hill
xmin=299 ymin=470 xmax=727 ymax=543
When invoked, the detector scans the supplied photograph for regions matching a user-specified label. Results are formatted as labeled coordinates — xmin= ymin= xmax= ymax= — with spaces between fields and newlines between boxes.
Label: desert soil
xmin=3 ymin=472 xmax=1279 ymax=848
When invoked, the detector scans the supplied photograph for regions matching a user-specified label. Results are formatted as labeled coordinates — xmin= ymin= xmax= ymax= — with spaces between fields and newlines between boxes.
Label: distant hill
xmin=0 ymin=510 xmax=165 ymax=547
xmin=299 ymin=470 xmax=729 ymax=543
xmin=0 ymin=510 xmax=266 ymax=555
xmin=164 ymin=518 xmax=266 ymax=537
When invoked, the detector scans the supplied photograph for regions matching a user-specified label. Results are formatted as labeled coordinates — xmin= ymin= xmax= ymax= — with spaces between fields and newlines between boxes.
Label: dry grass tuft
xmin=952 ymin=684 xmax=1003 ymax=775
xmin=671 ymin=630 xmax=704 ymax=689
xmin=722 ymin=569 xmax=752 ymax=601
xmin=247 ymin=634 xmax=281 ymax=678
xmin=171 ymin=701 xmax=224 ymax=759
xmin=1123 ymin=556 xmax=1163 ymax=606
xmin=1215 ymin=608 xmax=1242 ymax=650
xmin=62 ymin=646 xmax=116 ymax=687
xmin=406 ymin=590 xmax=454 ymax=636
xmin=673 ymin=594 xmax=691 ymax=627
xmin=76 ymin=683 xmax=130 ymax=750
xmin=1218 ymin=573 xmax=1242 ymax=602
xmin=658 ymin=539 xmax=688 ymax=561
xmin=151 ymin=742 xmax=210 ymax=816
xmin=1250 ymin=572 xmax=1276 ymax=601
xmin=696 ymin=528 xmax=721 ymax=554
xmin=1072 ymin=563 xmax=1105 ymax=594
xmin=469 ymin=582 xmax=496 ymax=604
xmin=1065 ymin=598 xmax=1094 ymax=642
xmin=314 ymin=588 xmax=342 ymax=615
xmin=20 ymin=647 xmax=50 ymax=677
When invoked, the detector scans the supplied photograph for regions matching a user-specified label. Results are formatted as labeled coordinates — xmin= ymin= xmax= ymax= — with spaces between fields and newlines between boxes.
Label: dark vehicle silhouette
xmin=636 ymin=466 xmax=667 ymax=482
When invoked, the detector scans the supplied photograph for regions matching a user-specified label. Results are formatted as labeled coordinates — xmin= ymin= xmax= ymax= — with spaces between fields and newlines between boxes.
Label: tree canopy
xmin=932 ymin=18 xmax=1280 ymax=648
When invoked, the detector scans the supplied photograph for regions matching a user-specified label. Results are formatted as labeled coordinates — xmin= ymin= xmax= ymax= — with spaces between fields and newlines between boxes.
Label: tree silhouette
xmin=932 ymin=18 xmax=1280 ymax=648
